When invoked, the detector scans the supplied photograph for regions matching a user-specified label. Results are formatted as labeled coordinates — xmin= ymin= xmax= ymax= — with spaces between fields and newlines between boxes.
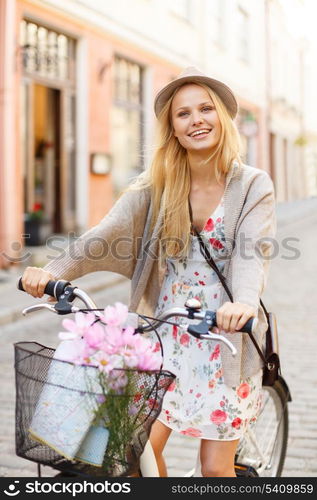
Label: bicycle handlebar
xmin=17 ymin=278 xmax=258 ymax=356
xmin=18 ymin=277 xmax=71 ymax=299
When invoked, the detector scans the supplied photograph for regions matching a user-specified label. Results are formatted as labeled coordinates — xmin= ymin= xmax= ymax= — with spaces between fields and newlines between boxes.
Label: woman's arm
xmin=22 ymin=188 xmax=150 ymax=297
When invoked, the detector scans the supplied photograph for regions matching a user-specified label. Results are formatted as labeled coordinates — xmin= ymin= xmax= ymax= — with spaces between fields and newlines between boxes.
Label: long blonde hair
xmin=127 ymin=81 xmax=242 ymax=259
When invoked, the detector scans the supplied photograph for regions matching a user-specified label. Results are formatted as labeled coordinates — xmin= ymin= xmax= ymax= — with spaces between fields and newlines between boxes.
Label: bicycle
xmin=16 ymin=278 xmax=291 ymax=478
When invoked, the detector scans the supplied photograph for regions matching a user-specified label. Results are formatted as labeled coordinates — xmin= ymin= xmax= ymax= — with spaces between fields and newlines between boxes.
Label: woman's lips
xmin=189 ymin=130 xmax=211 ymax=139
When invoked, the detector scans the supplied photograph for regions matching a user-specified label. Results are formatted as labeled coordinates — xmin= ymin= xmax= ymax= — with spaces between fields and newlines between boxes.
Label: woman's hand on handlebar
xmin=21 ymin=267 xmax=56 ymax=298
xmin=215 ymin=301 xmax=257 ymax=334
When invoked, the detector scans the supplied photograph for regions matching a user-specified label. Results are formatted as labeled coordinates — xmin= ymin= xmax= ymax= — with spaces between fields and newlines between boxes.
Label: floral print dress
xmin=153 ymin=197 xmax=263 ymax=440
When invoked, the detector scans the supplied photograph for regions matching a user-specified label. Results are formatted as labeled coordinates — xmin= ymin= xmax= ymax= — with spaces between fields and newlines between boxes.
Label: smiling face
xmin=171 ymin=83 xmax=221 ymax=154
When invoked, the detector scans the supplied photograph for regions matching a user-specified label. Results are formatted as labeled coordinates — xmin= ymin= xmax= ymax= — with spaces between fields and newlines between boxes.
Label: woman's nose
xmin=191 ymin=113 xmax=203 ymax=126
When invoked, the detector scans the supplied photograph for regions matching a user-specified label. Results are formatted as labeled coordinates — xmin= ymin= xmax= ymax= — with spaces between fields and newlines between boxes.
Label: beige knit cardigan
xmin=44 ymin=163 xmax=276 ymax=386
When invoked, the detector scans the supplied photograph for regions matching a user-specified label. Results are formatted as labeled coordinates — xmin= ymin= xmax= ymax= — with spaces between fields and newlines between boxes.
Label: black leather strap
xmin=188 ymin=200 xmax=268 ymax=366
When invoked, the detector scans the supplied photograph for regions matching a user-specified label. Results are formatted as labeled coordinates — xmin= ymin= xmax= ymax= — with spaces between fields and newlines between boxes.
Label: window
xmin=20 ymin=20 xmax=76 ymax=81
xmin=237 ymin=6 xmax=249 ymax=63
xmin=112 ymin=57 xmax=144 ymax=193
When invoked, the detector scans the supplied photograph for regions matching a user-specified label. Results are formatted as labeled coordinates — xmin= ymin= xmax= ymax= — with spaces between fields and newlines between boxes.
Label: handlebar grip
xmin=188 ymin=312 xmax=258 ymax=337
xmin=212 ymin=312 xmax=257 ymax=335
xmin=44 ymin=280 xmax=71 ymax=299
xmin=236 ymin=317 xmax=258 ymax=335
xmin=18 ymin=278 xmax=71 ymax=299
xmin=17 ymin=277 xmax=24 ymax=292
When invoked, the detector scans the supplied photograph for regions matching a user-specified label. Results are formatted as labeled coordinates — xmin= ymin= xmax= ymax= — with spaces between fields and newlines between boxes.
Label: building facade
xmin=267 ymin=0 xmax=307 ymax=202
xmin=0 ymin=0 xmax=316 ymax=268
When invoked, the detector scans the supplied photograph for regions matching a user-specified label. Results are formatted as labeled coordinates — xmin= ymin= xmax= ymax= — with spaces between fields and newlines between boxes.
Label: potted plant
xmin=24 ymin=203 xmax=45 ymax=246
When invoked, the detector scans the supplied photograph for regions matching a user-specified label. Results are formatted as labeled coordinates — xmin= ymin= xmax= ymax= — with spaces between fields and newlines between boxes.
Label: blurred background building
xmin=1 ymin=0 xmax=317 ymax=268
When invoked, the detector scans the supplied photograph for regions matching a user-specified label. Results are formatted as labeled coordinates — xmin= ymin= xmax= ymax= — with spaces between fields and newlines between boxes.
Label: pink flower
xmin=100 ymin=325 xmax=123 ymax=354
xmin=129 ymin=334 xmax=151 ymax=354
xmin=204 ymin=218 xmax=214 ymax=232
xmin=180 ymin=333 xmax=190 ymax=346
xmin=137 ymin=351 xmax=161 ymax=371
xmin=196 ymin=393 xmax=202 ymax=398
xmin=121 ymin=350 xmax=139 ymax=368
xmin=231 ymin=417 xmax=242 ymax=429
xmin=91 ymin=351 xmax=123 ymax=373
xmin=102 ymin=302 xmax=128 ymax=327
xmin=59 ymin=312 xmax=96 ymax=340
xmin=209 ymin=343 xmax=220 ymax=361
xmin=220 ymin=400 xmax=225 ymax=407
xmin=208 ymin=379 xmax=216 ymax=389
xmin=121 ymin=325 xmax=136 ymax=346
xmin=92 ymin=350 xmax=112 ymax=373
xmin=180 ymin=428 xmax=202 ymax=437
xmin=237 ymin=383 xmax=250 ymax=399
xmin=56 ymin=301 xmax=166 ymax=398
xmin=104 ymin=324 xmax=134 ymax=353
xmin=210 ymin=409 xmax=227 ymax=424
xmin=83 ymin=322 xmax=106 ymax=349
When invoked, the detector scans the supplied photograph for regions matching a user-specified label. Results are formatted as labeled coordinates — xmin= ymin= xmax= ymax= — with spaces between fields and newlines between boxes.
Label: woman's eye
xmin=177 ymin=106 xmax=214 ymax=117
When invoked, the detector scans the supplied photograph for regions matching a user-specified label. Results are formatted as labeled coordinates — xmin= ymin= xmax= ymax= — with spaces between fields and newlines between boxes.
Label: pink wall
xmin=0 ymin=0 xmax=21 ymax=268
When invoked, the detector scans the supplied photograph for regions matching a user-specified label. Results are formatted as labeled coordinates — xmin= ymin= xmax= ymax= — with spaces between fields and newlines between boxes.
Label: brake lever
xmin=200 ymin=332 xmax=237 ymax=357
xmin=22 ymin=303 xmax=58 ymax=316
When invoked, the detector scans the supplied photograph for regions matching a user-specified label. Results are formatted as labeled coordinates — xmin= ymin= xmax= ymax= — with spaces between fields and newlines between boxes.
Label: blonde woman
xmin=21 ymin=67 xmax=276 ymax=477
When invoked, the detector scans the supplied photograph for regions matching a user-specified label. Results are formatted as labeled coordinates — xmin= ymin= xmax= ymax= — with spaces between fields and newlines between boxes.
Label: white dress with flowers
xmin=153 ymin=197 xmax=263 ymax=440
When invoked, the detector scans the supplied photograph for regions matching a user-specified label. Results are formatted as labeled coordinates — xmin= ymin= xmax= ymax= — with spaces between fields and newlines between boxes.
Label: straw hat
xmin=154 ymin=66 xmax=238 ymax=119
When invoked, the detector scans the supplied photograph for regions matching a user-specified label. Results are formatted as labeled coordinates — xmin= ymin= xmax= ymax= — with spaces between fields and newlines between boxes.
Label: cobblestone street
xmin=0 ymin=201 xmax=316 ymax=477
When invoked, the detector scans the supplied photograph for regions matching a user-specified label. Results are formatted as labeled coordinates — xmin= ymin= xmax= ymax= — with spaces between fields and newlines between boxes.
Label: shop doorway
xmin=20 ymin=20 xmax=77 ymax=244
xmin=33 ymin=84 xmax=61 ymax=233
xmin=22 ymin=81 xmax=77 ymax=243
xmin=23 ymin=83 xmax=61 ymax=239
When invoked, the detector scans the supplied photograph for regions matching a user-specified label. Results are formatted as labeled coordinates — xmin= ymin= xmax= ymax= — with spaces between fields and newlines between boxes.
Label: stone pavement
xmin=260 ymin=199 xmax=317 ymax=477
xmin=0 ymin=196 xmax=317 ymax=477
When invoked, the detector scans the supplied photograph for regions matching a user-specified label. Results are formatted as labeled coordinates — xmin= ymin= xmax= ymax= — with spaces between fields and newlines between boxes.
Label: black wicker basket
xmin=14 ymin=341 xmax=175 ymax=477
